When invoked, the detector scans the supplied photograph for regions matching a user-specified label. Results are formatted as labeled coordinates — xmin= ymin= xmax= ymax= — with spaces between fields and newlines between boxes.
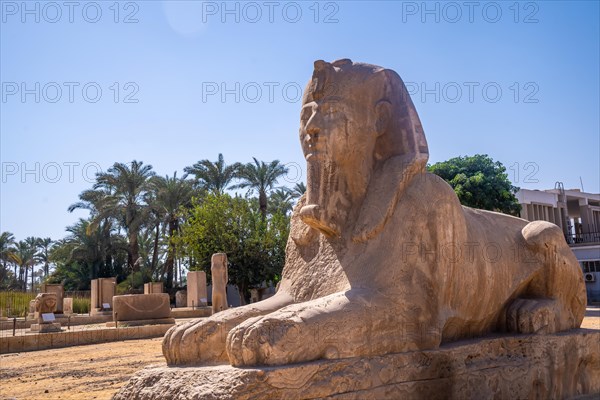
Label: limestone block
xmin=113 ymin=294 xmax=171 ymax=322
xmin=144 ymin=282 xmax=164 ymax=294
xmin=187 ymin=271 xmax=207 ymax=308
xmin=91 ymin=277 xmax=116 ymax=310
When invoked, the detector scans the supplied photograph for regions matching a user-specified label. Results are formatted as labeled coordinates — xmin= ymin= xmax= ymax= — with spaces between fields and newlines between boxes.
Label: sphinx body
xmin=163 ymin=59 xmax=586 ymax=367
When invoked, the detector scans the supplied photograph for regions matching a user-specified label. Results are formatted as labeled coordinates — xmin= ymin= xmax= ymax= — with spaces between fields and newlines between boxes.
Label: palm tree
xmin=36 ymin=237 xmax=53 ymax=277
xmin=68 ymin=188 xmax=119 ymax=276
xmin=184 ymin=153 xmax=241 ymax=194
xmin=13 ymin=240 xmax=36 ymax=291
xmin=290 ymin=182 xmax=306 ymax=200
xmin=24 ymin=237 xmax=39 ymax=291
xmin=269 ymin=188 xmax=294 ymax=215
xmin=93 ymin=161 xmax=155 ymax=273
xmin=0 ymin=232 xmax=17 ymax=286
xmin=149 ymin=172 xmax=195 ymax=288
xmin=233 ymin=158 xmax=288 ymax=218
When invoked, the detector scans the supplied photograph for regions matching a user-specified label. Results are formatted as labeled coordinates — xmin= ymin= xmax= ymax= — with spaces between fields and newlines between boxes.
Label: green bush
xmin=72 ymin=297 xmax=91 ymax=314
xmin=0 ymin=291 xmax=36 ymax=318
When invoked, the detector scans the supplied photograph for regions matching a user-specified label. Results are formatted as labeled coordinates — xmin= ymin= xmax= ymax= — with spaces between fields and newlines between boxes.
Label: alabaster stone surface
xmin=113 ymin=294 xmax=171 ymax=321
xmin=211 ymin=253 xmax=229 ymax=314
xmin=162 ymin=59 xmax=586 ymax=372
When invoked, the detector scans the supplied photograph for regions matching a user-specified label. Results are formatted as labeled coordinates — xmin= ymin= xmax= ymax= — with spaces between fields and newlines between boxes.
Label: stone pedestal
xmin=144 ymin=282 xmax=164 ymax=294
xmin=187 ymin=271 xmax=207 ymax=308
xmin=40 ymin=284 xmax=64 ymax=313
xmin=112 ymin=293 xmax=172 ymax=325
xmin=115 ymin=330 xmax=600 ymax=400
xmin=91 ymin=277 xmax=116 ymax=315
xmin=30 ymin=322 xmax=62 ymax=333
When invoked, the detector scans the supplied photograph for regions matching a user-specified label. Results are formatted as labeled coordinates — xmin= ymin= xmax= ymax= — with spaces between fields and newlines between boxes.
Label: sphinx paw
xmin=163 ymin=318 xmax=229 ymax=365
xmin=506 ymin=298 xmax=558 ymax=334
xmin=227 ymin=314 xmax=309 ymax=367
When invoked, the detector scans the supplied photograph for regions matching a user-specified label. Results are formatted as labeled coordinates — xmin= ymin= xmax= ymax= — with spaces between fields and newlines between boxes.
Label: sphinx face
xmin=298 ymin=87 xmax=377 ymax=238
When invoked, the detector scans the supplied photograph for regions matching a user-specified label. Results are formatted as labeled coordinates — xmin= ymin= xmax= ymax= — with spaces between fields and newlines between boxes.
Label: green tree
xmin=48 ymin=219 xmax=128 ymax=289
xmin=269 ymin=188 xmax=294 ymax=216
xmin=176 ymin=194 xmax=289 ymax=304
xmin=93 ymin=161 xmax=155 ymax=274
xmin=13 ymin=239 xmax=37 ymax=291
xmin=290 ymin=182 xmax=306 ymax=200
xmin=149 ymin=172 xmax=195 ymax=288
xmin=36 ymin=237 xmax=53 ymax=277
xmin=68 ymin=187 xmax=120 ymax=276
xmin=428 ymin=154 xmax=521 ymax=216
xmin=233 ymin=158 xmax=288 ymax=219
xmin=0 ymin=232 xmax=18 ymax=288
xmin=184 ymin=153 xmax=241 ymax=195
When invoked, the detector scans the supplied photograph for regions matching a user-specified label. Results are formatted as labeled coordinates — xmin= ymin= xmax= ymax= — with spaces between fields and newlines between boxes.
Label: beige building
xmin=517 ymin=185 xmax=600 ymax=302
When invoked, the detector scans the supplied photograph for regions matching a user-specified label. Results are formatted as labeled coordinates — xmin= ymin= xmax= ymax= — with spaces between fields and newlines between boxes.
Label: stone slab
xmin=144 ymin=282 xmax=164 ymax=294
xmin=113 ymin=293 xmax=171 ymax=321
xmin=187 ymin=271 xmax=207 ymax=308
xmin=30 ymin=322 xmax=62 ymax=333
xmin=170 ymin=307 xmax=212 ymax=319
xmin=107 ymin=318 xmax=175 ymax=327
xmin=115 ymin=330 xmax=600 ymax=400
xmin=91 ymin=309 xmax=113 ymax=317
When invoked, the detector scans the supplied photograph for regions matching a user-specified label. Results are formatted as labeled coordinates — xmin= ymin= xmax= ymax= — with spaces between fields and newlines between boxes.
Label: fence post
xmin=12 ymin=318 xmax=16 ymax=337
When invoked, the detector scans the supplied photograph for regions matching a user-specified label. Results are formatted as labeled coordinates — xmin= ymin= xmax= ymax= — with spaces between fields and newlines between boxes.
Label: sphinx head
xmin=298 ymin=59 xmax=428 ymax=238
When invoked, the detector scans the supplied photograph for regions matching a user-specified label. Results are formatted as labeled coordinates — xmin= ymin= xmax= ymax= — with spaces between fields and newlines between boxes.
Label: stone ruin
xmin=40 ymin=283 xmax=64 ymax=314
xmin=116 ymin=59 xmax=599 ymax=399
xmin=108 ymin=293 xmax=174 ymax=327
xmin=187 ymin=271 xmax=207 ymax=308
xmin=144 ymin=282 xmax=164 ymax=294
xmin=211 ymin=253 xmax=228 ymax=314
xmin=91 ymin=277 xmax=116 ymax=316
xmin=30 ymin=293 xmax=62 ymax=333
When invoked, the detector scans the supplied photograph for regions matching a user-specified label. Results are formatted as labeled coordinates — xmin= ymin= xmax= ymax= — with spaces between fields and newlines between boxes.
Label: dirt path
xmin=0 ymin=338 xmax=165 ymax=400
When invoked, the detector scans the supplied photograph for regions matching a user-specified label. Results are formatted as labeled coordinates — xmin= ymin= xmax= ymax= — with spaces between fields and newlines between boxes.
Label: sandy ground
xmin=1 ymin=308 xmax=598 ymax=400
xmin=0 ymin=338 xmax=165 ymax=400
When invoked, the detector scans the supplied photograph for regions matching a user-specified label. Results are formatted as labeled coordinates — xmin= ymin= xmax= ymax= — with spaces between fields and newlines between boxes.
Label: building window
xmin=581 ymin=260 xmax=600 ymax=273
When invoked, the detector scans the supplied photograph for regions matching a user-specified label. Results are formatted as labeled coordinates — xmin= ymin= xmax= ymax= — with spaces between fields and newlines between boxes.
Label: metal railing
xmin=565 ymin=232 xmax=600 ymax=245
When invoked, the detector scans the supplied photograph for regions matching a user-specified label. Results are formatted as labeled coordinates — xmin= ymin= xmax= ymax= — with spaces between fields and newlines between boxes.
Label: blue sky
xmin=1 ymin=0 xmax=599 ymax=241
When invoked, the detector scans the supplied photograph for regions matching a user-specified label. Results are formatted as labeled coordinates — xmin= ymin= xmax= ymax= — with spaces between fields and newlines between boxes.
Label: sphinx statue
xmin=163 ymin=59 xmax=586 ymax=368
